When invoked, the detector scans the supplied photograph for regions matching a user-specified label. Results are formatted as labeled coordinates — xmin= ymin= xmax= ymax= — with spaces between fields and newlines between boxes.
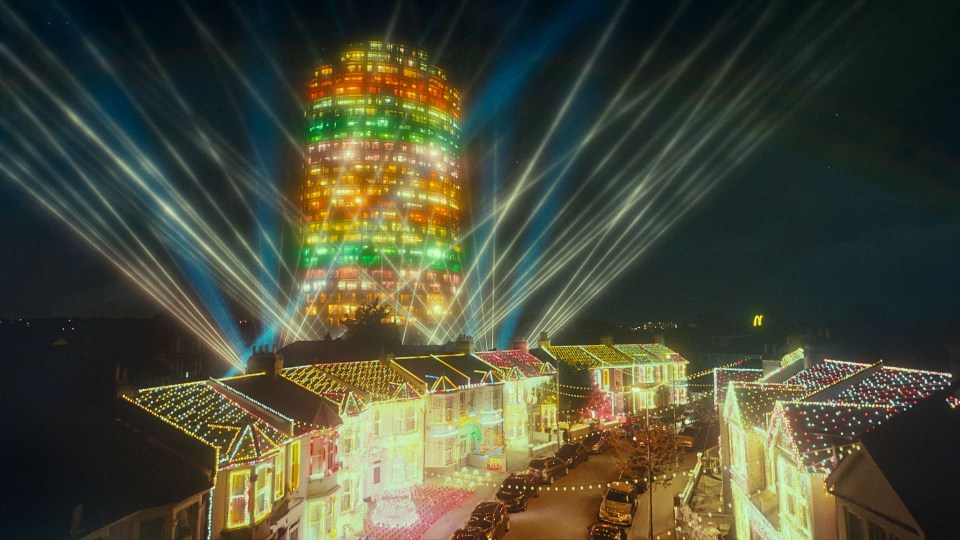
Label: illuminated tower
xmin=300 ymin=41 xmax=464 ymax=337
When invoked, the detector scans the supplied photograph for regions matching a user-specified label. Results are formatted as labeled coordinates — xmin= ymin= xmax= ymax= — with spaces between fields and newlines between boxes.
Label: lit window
xmin=274 ymin=449 xmax=285 ymax=500
xmin=290 ymin=440 xmax=301 ymax=490
xmin=226 ymin=470 xmax=251 ymax=529
xmin=254 ymin=463 xmax=272 ymax=522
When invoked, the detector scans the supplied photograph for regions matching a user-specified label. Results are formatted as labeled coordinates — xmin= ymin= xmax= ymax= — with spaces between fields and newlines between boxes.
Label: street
xmin=423 ymin=449 xmax=697 ymax=540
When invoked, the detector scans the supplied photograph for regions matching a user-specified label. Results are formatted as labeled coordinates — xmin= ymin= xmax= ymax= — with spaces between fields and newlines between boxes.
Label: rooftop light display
xmin=127 ymin=381 xmax=288 ymax=466
xmin=474 ymin=349 xmax=548 ymax=378
xmin=311 ymin=359 xmax=421 ymax=402
xmin=782 ymin=359 xmax=869 ymax=392
xmin=829 ymin=365 xmax=951 ymax=408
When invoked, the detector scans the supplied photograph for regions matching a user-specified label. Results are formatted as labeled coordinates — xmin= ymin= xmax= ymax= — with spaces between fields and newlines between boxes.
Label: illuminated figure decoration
xmin=718 ymin=349 xmax=952 ymax=540
xmin=299 ymin=41 xmax=465 ymax=340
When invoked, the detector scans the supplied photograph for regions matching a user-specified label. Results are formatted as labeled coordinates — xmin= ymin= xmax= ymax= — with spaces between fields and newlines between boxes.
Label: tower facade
xmin=300 ymin=41 xmax=464 ymax=337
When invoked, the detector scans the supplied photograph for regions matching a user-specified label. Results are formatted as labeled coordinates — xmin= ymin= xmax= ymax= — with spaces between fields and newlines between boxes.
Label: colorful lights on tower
xmin=300 ymin=41 xmax=464 ymax=337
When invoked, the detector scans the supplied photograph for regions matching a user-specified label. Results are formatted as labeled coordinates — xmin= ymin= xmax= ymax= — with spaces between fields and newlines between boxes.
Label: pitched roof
xmin=126 ymin=380 xmax=289 ymax=466
xmin=391 ymin=353 xmax=501 ymax=392
xmin=313 ymin=359 xmax=421 ymax=402
xmin=779 ymin=401 xmax=900 ymax=471
xmin=581 ymin=345 xmax=634 ymax=366
xmin=728 ymin=382 xmax=807 ymax=428
xmin=66 ymin=412 xmax=213 ymax=538
xmin=848 ymin=388 xmax=960 ymax=538
xmin=217 ymin=374 xmax=342 ymax=433
xmin=474 ymin=349 xmax=552 ymax=379
xmin=782 ymin=359 xmax=871 ymax=392
xmin=281 ymin=364 xmax=371 ymax=415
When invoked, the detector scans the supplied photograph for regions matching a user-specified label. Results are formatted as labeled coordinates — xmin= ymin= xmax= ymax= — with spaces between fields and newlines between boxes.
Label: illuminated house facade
xmin=532 ymin=337 xmax=688 ymax=422
xmin=475 ymin=343 xmax=557 ymax=450
xmin=387 ymin=353 xmax=506 ymax=472
xmin=300 ymin=40 xmax=465 ymax=333
xmin=282 ymin=359 xmax=426 ymax=507
xmin=719 ymin=349 xmax=953 ymax=540
xmin=122 ymin=367 xmax=344 ymax=540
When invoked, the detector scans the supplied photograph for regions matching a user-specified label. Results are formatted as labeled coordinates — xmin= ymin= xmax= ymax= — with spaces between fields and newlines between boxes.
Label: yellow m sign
xmin=753 ymin=315 xmax=763 ymax=327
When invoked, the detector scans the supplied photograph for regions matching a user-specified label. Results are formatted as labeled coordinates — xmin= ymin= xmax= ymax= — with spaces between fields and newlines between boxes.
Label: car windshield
xmin=605 ymin=490 xmax=632 ymax=503
xmin=557 ymin=445 xmax=575 ymax=457
xmin=498 ymin=486 xmax=520 ymax=495
xmin=529 ymin=460 xmax=544 ymax=470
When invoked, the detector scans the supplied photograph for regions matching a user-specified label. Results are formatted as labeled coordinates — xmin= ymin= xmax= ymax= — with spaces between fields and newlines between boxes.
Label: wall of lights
xmin=300 ymin=41 xmax=464 ymax=330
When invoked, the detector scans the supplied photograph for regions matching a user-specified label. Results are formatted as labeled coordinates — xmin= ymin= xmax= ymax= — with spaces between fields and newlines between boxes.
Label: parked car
xmin=466 ymin=501 xmax=510 ymax=540
xmin=677 ymin=424 xmax=700 ymax=448
xmin=598 ymin=481 xmax=639 ymax=527
xmin=588 ymin=523 xmax=628 ymax=540
xmin=450 ymin=526 xmax=487 ymax=540
xmin=584 ymin=431 xmax=611 ymax=454
xmin=527 ymin=456 xmax=568 ymax=484
xmin=556 ymin=441 xmax=589 ymax=468
xmin=496 ymin=472 xmax=539 ymax=511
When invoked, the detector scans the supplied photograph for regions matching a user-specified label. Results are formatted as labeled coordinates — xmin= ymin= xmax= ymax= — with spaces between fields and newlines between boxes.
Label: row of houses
xmin=718 ymin=348 xmax=959 ymax=539
xmin=73 ymin=337 xmax=688 ymax=540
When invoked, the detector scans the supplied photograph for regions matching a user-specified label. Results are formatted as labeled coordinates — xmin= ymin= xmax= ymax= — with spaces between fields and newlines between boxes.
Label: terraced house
xmin=531 ymin=334 xmax=688 ymax=422
xmin=719 ymin=349 xmax=953 ymax=540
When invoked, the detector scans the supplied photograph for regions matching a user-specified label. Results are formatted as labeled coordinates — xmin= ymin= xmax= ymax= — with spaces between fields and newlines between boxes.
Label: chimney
xmin=538 ymin=331 xmax=551 ymax=350
xmin=247 ymin=345 xmax=284 ymax=377
xmin=600 ymin=335 xmax=614 ymax=346
xmin=654 ymin=333 xmax=665 ymax=346
xmin=511 ymin=336 xmax=528 ymax=352
xmin=380 ymin=352 xmax=395 ymax=368
xmin=115 ymin=364 xmax=133 ymax=399
xmin=455 ymin=334 xmax=475 ymax=355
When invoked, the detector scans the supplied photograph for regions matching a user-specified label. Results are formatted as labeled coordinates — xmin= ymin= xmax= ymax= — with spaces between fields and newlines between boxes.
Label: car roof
xmin=608 ymin=481 xmax=635 ymax=492
xmin=472 ymin=501 xmax=502 ymax=514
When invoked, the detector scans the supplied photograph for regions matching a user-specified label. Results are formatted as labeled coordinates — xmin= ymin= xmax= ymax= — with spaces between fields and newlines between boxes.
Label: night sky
xmin=1 ymin=1 xmax=959 ymax=342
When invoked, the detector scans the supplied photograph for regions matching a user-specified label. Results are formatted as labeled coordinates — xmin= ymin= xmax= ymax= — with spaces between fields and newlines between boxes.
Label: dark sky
xmin=0 ymin=0 xmax=958 ymax=339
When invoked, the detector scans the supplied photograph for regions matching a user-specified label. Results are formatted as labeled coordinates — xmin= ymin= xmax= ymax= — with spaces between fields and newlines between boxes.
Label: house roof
xmin=537 ymin=343 xmax=687 ymax=371
xmin=281 ymin=364 xmax=370 ymax=416
xmin=66 ymin=412 xmax=213 ymax=539
xmin=781 ymin=359 xmax=871 ymax=392
xmin=217 ymin=374 xmax=342 ymax=432
xmin=728 ymin=382 xmax=807 ymax=428
xmin=391 ymin=353 xmax=501 ymax=392
xmin=842 ymin=387 xmax=960 ymax=538
xmin=315 ymin=359 xmax=421 ymax=402
xmin=474 ymin=349 xmax=553 ymax=379
xmin=126 ymin=380 xmax=289 ymax=466
xmin=779 ymin=401 xmax=901 ymax=471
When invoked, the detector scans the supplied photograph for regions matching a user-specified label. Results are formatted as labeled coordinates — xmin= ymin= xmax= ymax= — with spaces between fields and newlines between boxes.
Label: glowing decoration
xmin=720 ymin=358 xmax=953 ymax=539
xmin=126 ymin=381 xmax=287 ymax=466
xmin=752 ymin=314 xmax=763 ymax=327
xmin=226 ymin=470 xmax=251 ymax=529
xmin=290 ymin=440 xmax=301 ymax=491
xmin=370 ymin=488 xmax=419 ymax=528
xmin=299 ymin=41 xmax=465 ymax=337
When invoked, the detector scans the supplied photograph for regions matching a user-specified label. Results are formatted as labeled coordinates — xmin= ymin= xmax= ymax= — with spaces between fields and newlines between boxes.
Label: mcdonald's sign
xmin=752 ymin=314 xmax=763 ymax=327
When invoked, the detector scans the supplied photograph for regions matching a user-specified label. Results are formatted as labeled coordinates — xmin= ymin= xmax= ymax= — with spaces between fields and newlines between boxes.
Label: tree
xmin=343 ymin=303 xmax=401 ymax=353
xmin=609 ymin=417 xmax=682 ymax=538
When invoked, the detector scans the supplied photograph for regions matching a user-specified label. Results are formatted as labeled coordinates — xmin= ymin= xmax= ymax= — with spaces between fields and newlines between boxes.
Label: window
xmin=444 ymin=396 xmax=454 ymax=422
xmin=310 ymin=436 xmax=328 ymax=478
xmin=493 ymin=389 xmax=501 ymax=410
xmin=274 ymin=449 xmax=285 ymax=500
xmin=396 ymin=405 xmax=417 ymax=433
xmin=342 ymin=425 xmax=355 ymax=455
xmin=372 ymin=408 xmax=381 ymax=437
xmin=325 ymin=498 xmax=335 ymax=533
xmin=341 ymin=478 xmax=355 ymax=512
xmin=227 ymin=470 xmax=251 ymax=529
xmin=254 ymin=463 xmax=272 ymax=522
xmin=290 ymin=440 xmax=301 ymax=491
